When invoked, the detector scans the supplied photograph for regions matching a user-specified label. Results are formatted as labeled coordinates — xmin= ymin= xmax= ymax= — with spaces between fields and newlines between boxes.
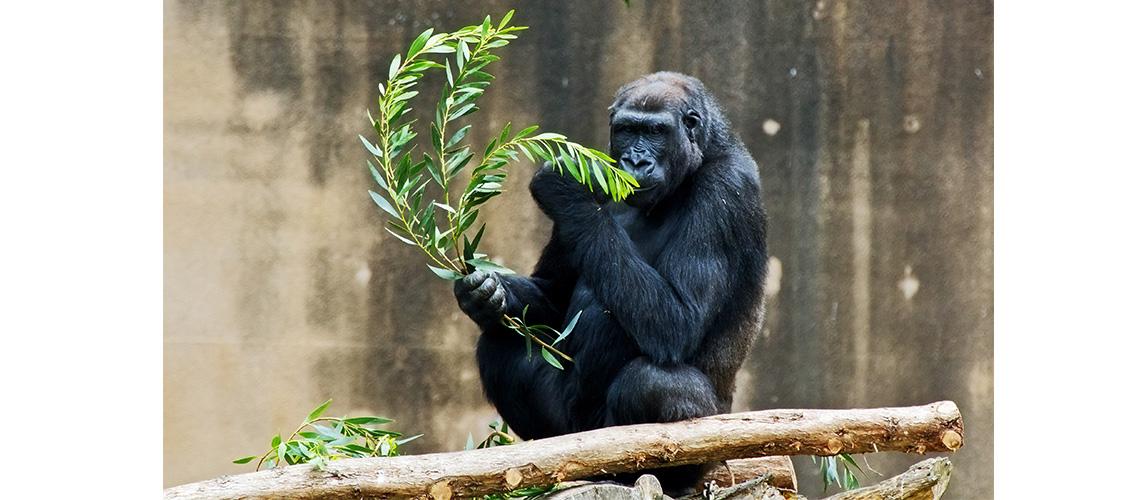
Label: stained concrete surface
xmin=164 ymin=1 xmax=992 ymax=497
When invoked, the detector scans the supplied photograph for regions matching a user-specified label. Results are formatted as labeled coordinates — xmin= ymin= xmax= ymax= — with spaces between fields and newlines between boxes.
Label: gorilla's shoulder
xmin=705 ymin=144 xmax=761 ymax=190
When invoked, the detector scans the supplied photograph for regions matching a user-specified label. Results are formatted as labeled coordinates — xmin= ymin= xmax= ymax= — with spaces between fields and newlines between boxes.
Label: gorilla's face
xmin=609 ymin=79 xmax=705 ymax=209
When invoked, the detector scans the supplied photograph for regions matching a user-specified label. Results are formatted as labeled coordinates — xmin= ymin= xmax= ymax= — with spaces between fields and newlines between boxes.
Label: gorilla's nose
xmin=620 ymin=154 xmax=655 ymax=175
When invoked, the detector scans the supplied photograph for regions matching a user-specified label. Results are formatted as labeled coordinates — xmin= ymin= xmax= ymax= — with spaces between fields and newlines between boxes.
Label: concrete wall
xmin=164 ymin=1 xmax=992 ymax=497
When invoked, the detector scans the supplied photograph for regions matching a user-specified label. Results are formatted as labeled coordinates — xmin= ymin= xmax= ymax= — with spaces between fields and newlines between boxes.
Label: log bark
xmin=700 ymin=456 xmax=797 ymax=492
xmin=164 ymin=401 xmax=962 ymax=500
xmin=821 ymin=457 xmax=952 ymax=500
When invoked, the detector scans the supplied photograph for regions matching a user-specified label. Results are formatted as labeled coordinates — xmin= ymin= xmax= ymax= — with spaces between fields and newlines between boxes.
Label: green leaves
xmin=540 ymin=347 xmax=563 ymax=370
xmin=466 ymin=258 xmax=514 ymax=274
xmin=362 ymin=14 xmax=527 ymax=280
xmin=510 ymin=136 xmax=637 ymax=202
xmin=369 ymin=190 xmax=398 ymax=218
xmin=814 ymin=453 xmax=874 ymax=493
xmin=344 ymin=416 xmax=394 ymax=425
xmin=361 ymin=9 xmax=632 ymax=284
xmin=446 ymin=124 xmax=472 ymax=149
xmin=359 ymin=134 xmax=383 ymax=158
xmin=388 ymin=53 xmax=401 ymax=81
xmin=358 ymin=10 xmax=624 ymax=370
xmin=428 ymin=265 xmax=464 ymax=281
xmin=555 ymin=311 xmax=582 ymax=345
xmin=234 ymin=399 xmax=415 ymax=471
xmin=468 ymin=419 xmax=515 ymax=450
xmin=306 ymin=399 xmax=333 ymax=423
xmin=500 ymin=308 xmax=579 ymax=370
xmin=407 ymin=28 xmax=434 ymax=58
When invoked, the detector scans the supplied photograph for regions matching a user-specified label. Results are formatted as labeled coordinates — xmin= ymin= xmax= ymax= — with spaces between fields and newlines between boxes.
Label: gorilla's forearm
xmin=555 ymin=209 xmax=726 ymax=365
xmin=500 ymin=275 xmax=565 ymax=326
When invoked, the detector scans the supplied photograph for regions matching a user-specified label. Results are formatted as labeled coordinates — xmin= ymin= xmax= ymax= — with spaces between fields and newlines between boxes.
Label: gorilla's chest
xmin=611 ymin=206 xmax=679 ymax=264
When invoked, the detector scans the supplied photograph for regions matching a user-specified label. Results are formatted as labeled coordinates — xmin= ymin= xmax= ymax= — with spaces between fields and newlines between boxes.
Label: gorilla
xmin=455 ymin=72 xmax=768 ymax=491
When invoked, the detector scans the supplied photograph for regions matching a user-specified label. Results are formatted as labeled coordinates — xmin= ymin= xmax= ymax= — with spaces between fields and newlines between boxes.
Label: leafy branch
xmin=232 ymin=399 xmax=420 ymax=471
xmin=359 ymin=10 xmax=634 ymax=368
xmin=813 ymin=452 xmax=879 ymax=493
xmin=502 ymin=306 xmax=581 ymax=370
xmin=464 ymin=419 xmax=515 ymax=450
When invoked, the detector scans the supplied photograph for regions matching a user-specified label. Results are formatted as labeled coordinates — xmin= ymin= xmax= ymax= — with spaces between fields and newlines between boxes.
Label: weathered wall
xmin=164 ymin=0 xmax=992 ymax=497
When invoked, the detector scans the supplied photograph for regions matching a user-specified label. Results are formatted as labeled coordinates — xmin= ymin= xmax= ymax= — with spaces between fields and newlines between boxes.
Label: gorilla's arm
xmin=501 ymin=235 xmax=576 ymax=326
xmin=530 ymin=167 xmax=733 ymax=365
xmin=465 ymin=236 xmax=578 ymax=440
xmin=454 ymin=233 xmax=576 ymax=333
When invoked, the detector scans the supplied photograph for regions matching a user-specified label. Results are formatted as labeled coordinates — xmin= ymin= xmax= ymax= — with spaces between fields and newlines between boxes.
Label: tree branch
xmin=164 ymin=401 xmax=962 ymax=500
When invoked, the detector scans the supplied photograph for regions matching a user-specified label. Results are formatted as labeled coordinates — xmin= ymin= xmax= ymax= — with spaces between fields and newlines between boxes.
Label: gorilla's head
xmin=608 ymin=72 xmax=726 ymax=208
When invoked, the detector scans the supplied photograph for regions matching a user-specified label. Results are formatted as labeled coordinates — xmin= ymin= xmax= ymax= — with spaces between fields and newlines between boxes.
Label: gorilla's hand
xmin=454 ymin=270 xmax=507 ymax=327
xmin=529 ymin=161 xmax=603 ymax=222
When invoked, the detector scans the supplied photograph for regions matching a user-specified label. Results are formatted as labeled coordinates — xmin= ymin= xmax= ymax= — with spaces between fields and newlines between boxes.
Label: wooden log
xmin=164 ymin=401 xmax=962 ymax=500
xmin=699 ymin=475 xmax=791 ymax=500
xmin=820 ymin=457 xmax=952 ymax=500
xmin=527 ymin=457 xmax=949 ymax=500
xmin=541 ymin=475 xmax=667 ymax=499
xmin=700 ymin=456 xmax=797 ymax=492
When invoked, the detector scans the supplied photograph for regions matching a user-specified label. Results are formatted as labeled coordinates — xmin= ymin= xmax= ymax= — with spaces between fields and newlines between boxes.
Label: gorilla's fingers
xmin=460 ymin=271 xmax=489 ymax=291
xmin=471 ymin=273 xmax=500 ymax=301
xmin=488 ymin=284 xmax=507 ymax=312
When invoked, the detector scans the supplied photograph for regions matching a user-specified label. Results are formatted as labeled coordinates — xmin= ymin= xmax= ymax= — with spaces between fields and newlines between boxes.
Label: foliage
xmin=359 ymin=9 xmax=635 ymax=280
xmin=502 ymin=306 xmax=582 ymax=370
xmin=465 ymin=419 xmax=516 ymax=450
xmin=232 ymin=399 xmax=420 ymax=471
xmin=484 ymin=485 xmax=559 ymax=500
xmin=465 ymin=420 xmax=559 ymax=499
xmin=813 ymin=452 xmax=877 ymax=493
xmin=359 ymin=10 xmax=634 ymax=368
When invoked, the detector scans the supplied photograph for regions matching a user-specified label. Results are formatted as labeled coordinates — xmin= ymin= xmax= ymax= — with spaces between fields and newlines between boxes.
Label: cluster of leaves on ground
xmin=232 ymin=399 xmax=420 ymax=471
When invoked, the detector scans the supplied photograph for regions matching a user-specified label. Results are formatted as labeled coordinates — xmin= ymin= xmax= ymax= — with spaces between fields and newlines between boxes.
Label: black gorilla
xmin=455 ymin=72 xmax=767 ymax=490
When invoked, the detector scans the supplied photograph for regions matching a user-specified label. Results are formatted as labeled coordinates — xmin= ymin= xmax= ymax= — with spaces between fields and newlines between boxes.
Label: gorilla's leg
xmin=476 ymin=331 xmax=573 ymax=441
xmin=604 ymin=358 xmax=719 ymax=493
xmin=605 ymin=357 xmax=718 ymax=424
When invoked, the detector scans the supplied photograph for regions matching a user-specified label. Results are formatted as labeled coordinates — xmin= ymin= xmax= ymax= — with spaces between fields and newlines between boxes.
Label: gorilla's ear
xmin=682 ymin=109 xmax=701 ymax=143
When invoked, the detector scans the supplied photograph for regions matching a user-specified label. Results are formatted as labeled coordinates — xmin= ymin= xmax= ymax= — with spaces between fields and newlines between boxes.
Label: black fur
xmin=454 ymin=72 xmax=768 ymax=492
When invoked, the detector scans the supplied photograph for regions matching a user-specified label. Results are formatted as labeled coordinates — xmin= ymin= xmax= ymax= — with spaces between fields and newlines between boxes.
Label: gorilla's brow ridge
xmin=615 ymin=79 xmax=693 ymax=113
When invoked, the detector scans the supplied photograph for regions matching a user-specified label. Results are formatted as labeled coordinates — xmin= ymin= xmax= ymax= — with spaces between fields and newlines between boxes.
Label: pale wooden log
xmin=533 ymin=457 xmax=949 ymax=500
xmin=164 ymin=401 xmax=962 ymax=500
xmin=820 ymin=457 xmax=952 ymax=500
xmin=700 ymin=475 xmax=790 ymax=500
xmin=700 ymin=456 xmax=797 ymax=492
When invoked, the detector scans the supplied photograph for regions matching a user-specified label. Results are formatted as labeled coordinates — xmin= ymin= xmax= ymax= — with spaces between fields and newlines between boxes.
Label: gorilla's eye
xmin=682 ymin=111 xmax=701 ymax=130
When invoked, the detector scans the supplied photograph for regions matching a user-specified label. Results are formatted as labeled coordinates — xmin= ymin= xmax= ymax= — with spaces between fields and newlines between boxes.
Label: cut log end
xmin=940 ymin=430 xmax=963 ymax=451
xmin=504 ymin=467 xmax=524 ymax=488
xmin=428 ymin=480 xmax=453 ymax=500
xmin=825 ymin=438 xmax=843 ymax=454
